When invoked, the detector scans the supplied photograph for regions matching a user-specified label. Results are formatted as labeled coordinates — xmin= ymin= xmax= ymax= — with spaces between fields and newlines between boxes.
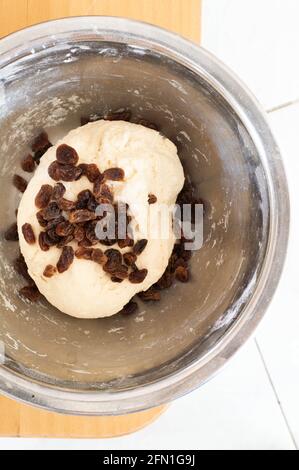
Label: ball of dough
xmin=18 ymin=120 xmax=184 ymax=318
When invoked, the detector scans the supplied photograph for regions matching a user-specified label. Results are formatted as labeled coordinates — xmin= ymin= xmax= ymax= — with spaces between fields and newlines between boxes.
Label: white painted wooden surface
xmin=256 ymin=102 xmax=299 ymax=448
xmin=0 ymin=341 xmax=295 ymax=450
xmin=202 ymin=0 xmax=299 ymax=110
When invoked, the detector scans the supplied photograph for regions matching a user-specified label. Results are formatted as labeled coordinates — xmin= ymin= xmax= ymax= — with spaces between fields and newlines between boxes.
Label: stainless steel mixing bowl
xmin=0 ymin=17 xmax=289 ymax=415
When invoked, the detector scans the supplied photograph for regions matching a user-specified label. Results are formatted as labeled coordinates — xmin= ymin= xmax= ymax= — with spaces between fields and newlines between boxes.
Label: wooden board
xmin=0 ymin=0 xmax=201 ymax=42
xmin=0 ymin=0 xmax=201 ymax=438
xmin=0 ymin=396 xmax=168 ymax=437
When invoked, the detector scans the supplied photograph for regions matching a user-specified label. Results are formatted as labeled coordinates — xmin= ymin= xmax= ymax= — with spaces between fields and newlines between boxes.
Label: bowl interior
xmin=0 ymin=38 xmax=269 ymax=391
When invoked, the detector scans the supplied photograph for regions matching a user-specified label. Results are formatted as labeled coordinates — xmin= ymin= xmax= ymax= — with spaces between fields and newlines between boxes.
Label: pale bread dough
xmin=18 ymin=120 xmax=184 ymax=318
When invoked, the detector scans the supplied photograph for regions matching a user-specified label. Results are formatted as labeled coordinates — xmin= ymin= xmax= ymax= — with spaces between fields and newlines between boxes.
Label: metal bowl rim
xmin=0 ymin=16 xmax=290 ymax=415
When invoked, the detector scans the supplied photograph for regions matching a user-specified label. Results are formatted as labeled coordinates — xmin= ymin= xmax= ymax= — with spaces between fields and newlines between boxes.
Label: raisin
xmin=13 ymin=174 xmax=27 ymax=193
xmin=167 ymin=252 xmax=178 ymax=272
xmin=136 ymin=119 xmax=159 ymax=130
xmin=78 ymin=238 xmax=92 ymax=248
xmin=80 ymin=117 xmax=90 ymax=126
xmin=118 ymin=237 xmax=134 ymax=249
xmin=46 ymin=228 xmax=61 ymax=244
xmin=78 ymin=163 xmax=104 ymax=183
xmin=68 ymin=209 xmax=96 ymax=224
xmin=155 ymin=269 xmax=173 ymax=290
xmin=148 ymin=194 xmax=157 ymax=204
xmin=84 ymin=113 xmax=104 ymax=124
xmin=75 ymin=247 xmax=93 ymax=260
xmin=133 ymin=239 xmax=148 ymax=255
xmin=92 ymin=178 xmax=103 ymax=198
xmin=33 ymin=145 xmax=52 ymax=164
xmin=105 ymin=109 xmax=132 ymax=121
xmin=56 ymin=234 xmax=74 ymax=248
xmin=119 ymin=300 xmax=138 ymax=315
xmin=48 ymin=161 xmax=61 ymax=181
xmin=57 ymin=198 xmax=76 ymax=211
xmin=38 ymin=232 xmax=50 ymax=251
xmin=181 ymin=249 xmax=192 ymax=262
xmin=35 ymin=184 xmax=53 ymax=209
xmin=177 ymin=182 xmax=191 ymax=205
xmin=58 ymin=164 xmax=82 ymax=182
xmin=93 ymin=180 xmax=113 ymax=203
xmin=87 ymin=194 xmax=97 ymax=212
xmin=100 ymin=237 xmax=116 ymax=246
xmin=14 ymin=254 xmax=31 ymax=281
xmin=115 ymin=203 xmax=129 ymax=237
xmin=129 ymin=268 xmax=148 ymax=284
xmin=31 ymin=131 xmax=51 ymax=153
xmin=111 ymin=276 xmax=124 ymax=283
xmin=36 ymin=210 xmax=47 ymax=227
xmin=57 ymin=246 xmax=74 ymax=273
xmin=123 ymin=252 xmax=137 ymax=266
xmin=21 ymin=154 xmax=35 ymax=173
xmin=45 ymin=216 xmax=65 ymax=231
xmin=19 ymin=285 xmax=40 ymax=302
xmin=130 ymin=262 xmax=138 ymax=272
xmin=76 ymin=190 xmax=93 ymax=210
xmin=103 ymin=167 xmax=125 ymax=181
xmin=86 ymin=234 xmax=98 ymax=246
xmin=103 ymin=248 xmax=122 ymax=273
xmin=4 ymin=223 xmax=18 ymax=241
xmin=48 ymin=161 xmax=82 ymax=182
xmin=177 ymin=181 xmax=204 ymax=223
xmin=22 ymin=223 xmax=35 ymax=244
xmin=74 ymin=225 xmax=85 ymax=242
xmin=43 ymin=265 xmax=56 ymax=278
xmin=105 ymin=248 xmax=122 ymax=264
xmin=174 ymin=241 xmax=192 ymax=261
xmin=138 ymin=287 xmax=161 ymax=301
xmin=56 ymin=143 xmax=79 ymax=165
xmin=85 ymin=220 xmax=97 ymax=243
xmin=173 ymin=241 xmax=182 ymax=255
xmin=175 ymin=266 xmax=189 ymax=282
xmin=77 ymin=163 xmax=88 ymax=174
xmin=172 ymin=257 xmax=188 ymax=272
xmin=112 ymin=264 xmax=128 ymax=280
xmin=52 ymin=183 xmax=66 ymax=201
xmin=42 ymin=202 xmax=61 ymax=221
xmin=85 ymin=164 xmax=102 ymax=183
xmin=55 ymin=220 xmax=74 ymax=237
xmin=39 ymin=232 xmax=56 ymax=251
xmin=91 ymin=248 xmax=107 ymax=265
